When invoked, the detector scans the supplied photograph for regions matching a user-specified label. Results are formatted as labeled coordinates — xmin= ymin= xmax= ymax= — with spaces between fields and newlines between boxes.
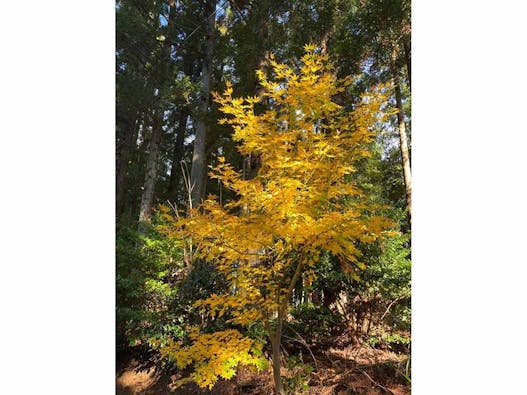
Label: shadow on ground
xmin=116 ymin=343 xmax=410 ymax=395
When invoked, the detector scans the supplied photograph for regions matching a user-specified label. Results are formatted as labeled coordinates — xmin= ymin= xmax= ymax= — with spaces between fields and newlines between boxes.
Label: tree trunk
xmin=190 ymin=0 xmax=216 ymax=208
xmin=138 ymin=113 xmax=162 ymax=225
xmin=168 ymin=42 xmax=194 ymax=204
xmin=168 ymin=107 xmax=189 ymax=203
xmin=116 ymin=117 xmax=139 ymax=220
xmin=403 ymin=38 xmax=411 ymax=90
xmin=270 ymin=317 xmax=284 ymax=395
xmin=138 ymin=2 xmax=177 ymax=226
xmin=392 ymin=66 xmax=412 ymax=224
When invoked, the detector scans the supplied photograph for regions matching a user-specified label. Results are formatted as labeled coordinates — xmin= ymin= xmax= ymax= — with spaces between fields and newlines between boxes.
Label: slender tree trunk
xmin=270 ymin=316 xmax=284 ymax=395
xmin=168 ymin=42 xmax=194 ymax=203
xmin=392 ymin=66 xmax=412 ymax=224
xmin=269 ymin=260 xmax=304 ymax=394
xmin=138 ymin=2 xmax=177 ymax=225
xmin=190 ymin=0 xmax=216 ymax=208
xmin=320 ymin=21 xmax=336 ymax=56
xmin=168 ymin=108 xmax=189 ymax=202
xmin=138 ymin=113 xmax=163 ymax=225
xmin=403 ymin=38 xmax=411 ymax=90
xmin=116 ymin=118 xmax=139 ymax=219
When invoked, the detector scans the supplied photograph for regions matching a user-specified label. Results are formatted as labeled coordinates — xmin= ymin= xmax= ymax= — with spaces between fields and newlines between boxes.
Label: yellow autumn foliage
xmin=157 ymin=328 xmax=267 ymax=389
xmin=158 ymin=46 xmax=395 ymax=389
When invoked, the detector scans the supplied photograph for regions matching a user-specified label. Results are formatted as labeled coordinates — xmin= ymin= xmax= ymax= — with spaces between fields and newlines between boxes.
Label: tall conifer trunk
xmin=392 ymin=64 xmax=412 ymax=223
xmin=190 ymin=0 xmax=216 ymax=208
xmin=168 ymin=108 xmax=189 ymax=202
xmin=168 ymin=45 xmax=194 ymax=204
xmin=116 ymin=117 xmax=139 ymax=220
xmin=138 ymin=1 xmax=177 ymax=225
xmin=403 ymin=38 xmax=411 ymax=90
xmin=138 ymin=113 xmax=163 ymax=225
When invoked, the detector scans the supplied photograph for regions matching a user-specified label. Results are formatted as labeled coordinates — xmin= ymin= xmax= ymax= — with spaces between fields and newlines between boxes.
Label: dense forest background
xmin=116 ymin=1 xmax=411 ymax=394
xmin=2 ymin=2 xmax=527 ymax=395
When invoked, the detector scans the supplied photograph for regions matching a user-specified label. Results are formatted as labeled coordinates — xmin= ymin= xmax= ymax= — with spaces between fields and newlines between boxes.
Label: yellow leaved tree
xmin=158 ymin=45 xmax=394 ymax=394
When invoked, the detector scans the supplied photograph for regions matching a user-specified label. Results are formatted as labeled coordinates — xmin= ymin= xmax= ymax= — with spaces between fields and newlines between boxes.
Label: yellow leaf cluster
xmin=173 ymin=46 xmax=395 ymax=311
xmin=158 ymin=47 xmax=395 ymax=389
xmin=159 ymin=329 xmax=267 ymax=389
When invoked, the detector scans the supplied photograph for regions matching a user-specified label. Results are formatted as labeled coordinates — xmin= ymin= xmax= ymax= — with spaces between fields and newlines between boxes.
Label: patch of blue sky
xmin=159 ymin=14 xmax=168 ymax=27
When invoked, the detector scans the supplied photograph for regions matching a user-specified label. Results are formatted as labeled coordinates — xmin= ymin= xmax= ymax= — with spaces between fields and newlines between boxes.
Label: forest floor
xmin=116 ymin=334 xmax=411 ymax=395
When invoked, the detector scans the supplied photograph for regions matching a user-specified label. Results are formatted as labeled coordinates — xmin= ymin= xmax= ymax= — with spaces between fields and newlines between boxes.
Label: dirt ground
xmin=116 ymin=342 xmax=410 ymax=395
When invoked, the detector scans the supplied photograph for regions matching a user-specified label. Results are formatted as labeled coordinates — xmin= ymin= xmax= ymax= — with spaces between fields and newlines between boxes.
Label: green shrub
xmin=367 ymin=331 xmax=410 ymax=352
xmin=116 ymin=214 xmax=185 ymax=349
xmin=289 ymin=303 xmax=343 ymax=341
xmin=282 ymin=353 xmax=314 ymax=395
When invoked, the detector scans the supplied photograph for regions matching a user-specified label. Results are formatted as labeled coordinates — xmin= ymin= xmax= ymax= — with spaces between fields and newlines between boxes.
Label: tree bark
xmin=270 ymin=317 xmax=284 ymax=395
xmin=138 ymin=113 xmax=163 ymax=225
xmin=402 ymin=38 xmax=411 ymax=90
xmin=168 ymin=40 xmax=194 ymax=204
xmin=190 ymin=0 xmax=216 ymax=208
xmin=168 ymin=107 xmax=189 ymax=203
xmin=116 ymin=117 xmax=139 ymax=219
xmin=392 ymin=66 xmax=412 ymax=224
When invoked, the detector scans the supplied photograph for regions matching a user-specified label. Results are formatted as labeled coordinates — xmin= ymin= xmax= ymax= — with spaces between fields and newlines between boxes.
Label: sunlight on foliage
xmin=158 ymin=47 xmax=396 ymax=389
xmin=155 ymin=328 xmax=267 ymax=389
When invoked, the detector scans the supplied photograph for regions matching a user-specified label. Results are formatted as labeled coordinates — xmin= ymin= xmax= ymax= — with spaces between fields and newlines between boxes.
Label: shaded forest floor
xmin=116 ymin=333 xmax=410 ymax=395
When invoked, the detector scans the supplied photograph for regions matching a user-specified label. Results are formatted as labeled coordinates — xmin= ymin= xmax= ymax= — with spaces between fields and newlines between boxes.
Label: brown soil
xmin=116 ymin=344 xmax=410 ymax=395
